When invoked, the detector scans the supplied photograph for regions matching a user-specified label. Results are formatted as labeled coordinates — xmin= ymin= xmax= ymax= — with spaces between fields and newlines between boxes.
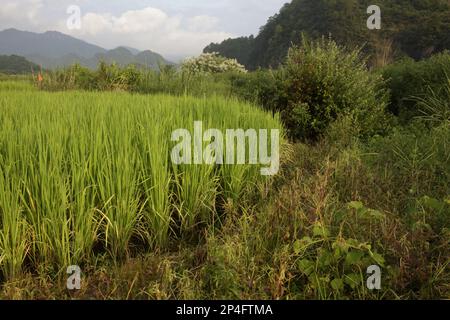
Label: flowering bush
xmin=182 ymin=52 xmax=247 ymax=75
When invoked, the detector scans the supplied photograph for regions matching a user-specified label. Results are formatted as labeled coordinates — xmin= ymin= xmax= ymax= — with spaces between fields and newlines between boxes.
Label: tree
xmin=204 ymin=0 xmax=450 ymax=69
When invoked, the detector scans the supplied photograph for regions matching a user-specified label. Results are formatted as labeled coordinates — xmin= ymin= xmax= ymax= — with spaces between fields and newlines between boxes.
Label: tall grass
xmin=413 ymin=76 xmax=450 ymax=125
xmin=0 ymin=87 xmax=284 ymax=279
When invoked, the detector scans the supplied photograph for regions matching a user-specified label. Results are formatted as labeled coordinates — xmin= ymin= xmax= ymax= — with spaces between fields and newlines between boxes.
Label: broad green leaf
xmin=344 ymin=273 xmax=361 ymax=289
xmin=313 ymin=222 xmax=330 ymax=238
xmin=298 ymin=259 xmax=315 ymax=276
xmin=331 ymin=278 xmax=344 ymax=291
xmin=318 ymin=249 xmax=333 ymax=268
xmin=293 ymin=236 xmax=313 ymax=255
xmin=347 ymin=238 xmax=360 ymax=247
xmin=421 ymin=196 xmax=445 ymax=211
xmin=332 ymin=240 xmax=349 ymax=258
xmin=348 ymin=201 xmax=364 ymax=210
xmin=293 ymin=240 xmax=302 ymax=255
xmin=345 ymin=250 xmax=364 ymax=265
xmin=370 ymin=252 xmax=385 ymax=266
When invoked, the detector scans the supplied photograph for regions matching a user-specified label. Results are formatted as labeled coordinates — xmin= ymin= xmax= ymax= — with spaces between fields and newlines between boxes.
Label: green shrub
xmin=332 ymin=120 xmax=450 ymax=217
xmin=40 ymin=62 xmax=239 ymax=98
xmin=229 ymin=70 xmax=284 ymax=112
xmin=282 ymin=38 xmax=390 ymax=140
xmin=381 ymin=52 xmax=450 ymax=121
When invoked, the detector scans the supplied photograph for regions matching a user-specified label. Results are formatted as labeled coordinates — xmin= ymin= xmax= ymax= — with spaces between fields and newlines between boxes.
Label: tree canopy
xmin=0 ymin=55 xmax=40 ymax=74
xmin=204 ymin=0 xmax=450 ymax=69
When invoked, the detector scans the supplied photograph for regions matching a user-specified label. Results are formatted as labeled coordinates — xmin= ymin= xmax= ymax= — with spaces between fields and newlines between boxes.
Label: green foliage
xmin=204 ymin=36 xmax=255 ymax=67
xmin=40 ymin=61 xmax=240 ymax=98
xmin=411 ymin=76 xmax=450 ymax=125
xmin=363 ymin=121 xmax=450 ymax=202
xmin=206 ymin=0 xmax=450 ymax=70
xmin=274 ymin=37 xmax=390 ymax=140
xmin=1 ymin=23 xmax=448 ymax=299
xmin=0 ymin=80 xmax=35 ymax=91
xmin=381 ymin=52 xmax=450 ymax=121
xmin=291 ymin=202 xmax=388 ymax=299
xmin=41 ymin=62 xmax=146 ymax=92
xmin=228 ymin=70 xmax=283 ymax=111
xmin=0 ymin=55 xmax=39 ymax=74
xmin=226 ymin=38 xmax=391 ymax=141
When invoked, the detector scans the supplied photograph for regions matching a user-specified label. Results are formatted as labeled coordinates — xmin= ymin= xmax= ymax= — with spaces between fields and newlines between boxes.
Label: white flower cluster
xmin=182 ymin=52 xmax=247 ymax=75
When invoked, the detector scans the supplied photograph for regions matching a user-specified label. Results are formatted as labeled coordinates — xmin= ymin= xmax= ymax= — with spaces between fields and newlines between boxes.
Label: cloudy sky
xmin=0 ymin=0 xmax=287 ymax=60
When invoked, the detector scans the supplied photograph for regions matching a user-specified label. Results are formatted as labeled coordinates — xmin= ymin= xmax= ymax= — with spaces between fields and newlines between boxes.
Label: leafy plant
xmin=292 ymin=202 xmax=387 ymax=299
xmin=279 ymin=37 xmax=390 ymax=140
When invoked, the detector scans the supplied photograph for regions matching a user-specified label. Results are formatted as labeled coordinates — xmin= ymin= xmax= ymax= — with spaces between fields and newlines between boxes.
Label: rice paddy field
xmin=0 ymin=70 xmax=447 ymax=300
xmin=0 ymin=81 xmax=284 ymax=281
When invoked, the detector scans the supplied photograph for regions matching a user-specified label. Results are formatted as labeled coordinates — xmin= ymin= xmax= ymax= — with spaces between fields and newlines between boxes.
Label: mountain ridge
xmin=0 ymin=28 xmax=173 ymax=70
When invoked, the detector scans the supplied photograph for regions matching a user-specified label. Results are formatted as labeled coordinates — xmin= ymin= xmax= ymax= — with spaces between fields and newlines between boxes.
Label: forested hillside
xmin=204 ymin=0 xmax=450 ymax=69
xmin=0 ymin=55 xmax=39 ymax=74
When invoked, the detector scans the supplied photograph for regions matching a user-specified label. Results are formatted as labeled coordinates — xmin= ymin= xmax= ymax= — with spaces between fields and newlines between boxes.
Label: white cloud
xmin=0 ymin=0 xmax=44 ymax=28
xmin=80 ymin=13 xmax=113 ymax=35
xmin=0 ymin=0 xmax=289 ymax=58
xmin=112 ymin=8 xmax=174 ymax=34
xmin=62 ymin=6 xmax=232 ymax=57
xmin=187 ymin=15 xmax=219 ymax=32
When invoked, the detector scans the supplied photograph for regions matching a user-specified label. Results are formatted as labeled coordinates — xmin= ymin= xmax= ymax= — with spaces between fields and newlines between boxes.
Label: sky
xmin=0 ymin=0 xmax=288 ymax=60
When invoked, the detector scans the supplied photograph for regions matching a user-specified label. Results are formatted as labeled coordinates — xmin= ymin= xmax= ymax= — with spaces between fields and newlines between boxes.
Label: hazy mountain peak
xmin=110 ymin=47 xmax=134 ymax=55
xmin=121 ymin=46 xmax=141 ymax=55
xmin=0 ymin=29 xmax=172 ymax=70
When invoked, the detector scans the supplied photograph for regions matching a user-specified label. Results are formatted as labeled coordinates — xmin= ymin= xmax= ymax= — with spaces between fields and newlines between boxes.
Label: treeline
xmin=204 ymin=0 xmax=450 ymax=69
xmin=0 ymin=55 xmax=40 ymax=74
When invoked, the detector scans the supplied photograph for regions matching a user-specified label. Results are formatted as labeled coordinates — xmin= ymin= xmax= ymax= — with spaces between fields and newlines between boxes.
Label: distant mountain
xmin=0 ymin=55 xmax=39 ymax=74
xmin=95 ymin=47 xmax=136 ymax=66
xmin=122 ymin=46 xmax=141 ymax=55
xmin=90 ymin=47 xmax=170 ymax=70
xmin=0 ymin=28 xmax=106 ymax=58
xmin=135 ymin=50 xmax=170 ymax=69
xmin=0 ymin=28 xmax=172 ymax=70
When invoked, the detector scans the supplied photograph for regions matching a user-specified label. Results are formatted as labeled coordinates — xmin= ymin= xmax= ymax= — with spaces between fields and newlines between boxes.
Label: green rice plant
xmin=92 ymin=101 xmax=144 ymax=260
xmin=0 ymin=80 xmax=35 ymax=92
xmin=18 ymin=101 xmax=71 ymax=271
xmin=173 ymin=162 xmax=218 ymax=233
xmin=0 ymin=86 xmax=284 ymax=273
xmin=0 ymin=168 xmax=29 ymax=280
xmin=66 ymin=107 xmax=102 ymax=264
xmin=137 ymin=108 xmax=173 ymax=247
xmin=170 ymin=114 xmax=218 ymax=234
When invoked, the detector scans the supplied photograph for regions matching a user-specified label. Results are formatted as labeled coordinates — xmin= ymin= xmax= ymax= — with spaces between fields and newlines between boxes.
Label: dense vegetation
xmin=0 ymin=55 xmax=40 ymax=74
xmin=229 ymin=38 xmax=391 ymax=140
xmin=0 ymin=85 xmax=283 ymax=279
xmin=0 ymin=37 xmax=449 ymax=300
xmin=381 ymin=52 xmax=450 ymax=121
xmin=204 ymin=0 xmax=450 ymax=69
